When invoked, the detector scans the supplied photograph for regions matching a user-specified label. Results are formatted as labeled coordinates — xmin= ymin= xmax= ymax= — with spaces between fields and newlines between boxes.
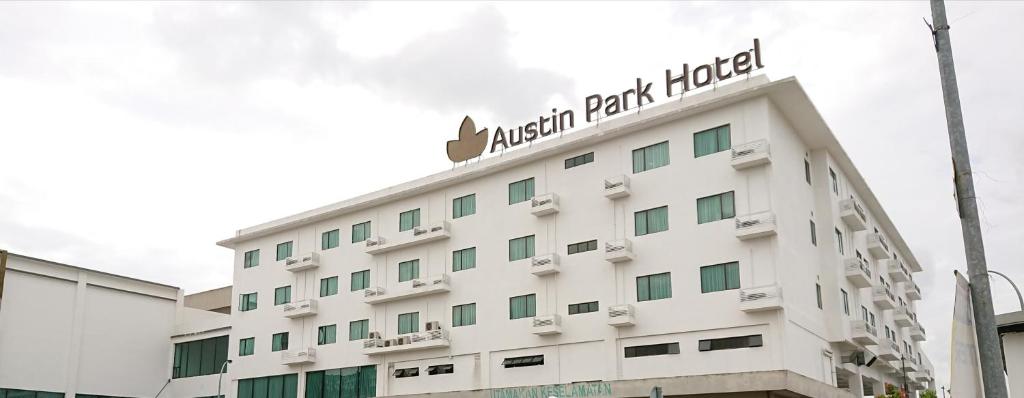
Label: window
xmin=320 ymin=276 xmax=339 ymax=297
xmin=698 ymin=335 xmax=763 ymax=351
xmin=398 ymin=259 xmax=420 ymax=282
xmin=272 ymin=332 xmax=289 ymax=352
xmin=274 ymin=286 xmax=291 ymax=306
xmin=349 ymin=319 xmax=369 ymax=341
xmin=502 ymin=355 xmax=544 ymax=368
xmin=632 ymin=141 xmax=670 ymax=173
xmin=509 ymin=294 xmax=536 ymax=319
xmin=0 ymin=389 xmax=64 ymax=398
xmin=239 ymin=293 xmax=257 ymax=312
xmin=804 ymin=159 xmax=811 ymax=184
xmin=829 ymin=168 xmax=839 ymax=194
xmin=318 ymin=325 xmax=337 ymax=345
xmin=239 ymin=337 xmax=254 ymax=356
xmin=426 ymin=364 xmax=454 ymax=375
xmin=399 ymin=209 xmax=420 ymax=232
xmin=276 ymin=241 xmax=293 ymax=261
xmin=634 ymin=206 xmax=669 ymax=236
xmin=564 ymin=152 xmax=594 ymax=169
xmin=453 ymin=194 xmax=476 ymax=218
xmin=508 ymin=178 xmax=535 ymax=204
xmin=696 ymin=191 xmax=735 ymax=224
xmin=637 ymin=272 xmax=672 ymax=301
xmin=835 ymin=228 xmax=845 ymax=255
xmin=398 ymin=312 xmax=419 ymax=334
xmin=693 ymin=125 xmax=730 ymax=157
xmin=508 ymin=235 xmax=536 ymax=261
xmin=567 ymin=240 xmax=598 ymax=255
xmin=244 ymin=249 xmax=260 ymax=268
xmin=568 ymin=301 xmax=599 ymax=315
xmin=861 ymin=306 xmax=869 ymax=322
xmin=841 ymin=289 xmax=850 ymax=315
xmin=810 ymin=220 xmax=817 ymax=246
xmin=700 ymin=262 xmax=740 ymax=293
xmin=304 ymin=366 xmax=376 ymax=398
xmin=870 ymin=312 xmax=876 ymax=327
xmin=885 ymin=326 xmax=892 ymax=340
xmin=351 ymin=221 xmax=371 ymax=243
xmin=625 ymin=342 xmax=680 ymax=358
xmin=452 ymin=303 xmax=476 ymax=327
xmin=393 ymin=368 xmax=419 ymax=378
xmin=453 ymin=247 xmax=476 ymax=271
xmin=236 ymin=374 xmax=300 ymax=398
xmin=350 ymin=270 xmax=370 ymax=291
xmin=816 ymin=283 xmax=823 ymax=309
xmin=172 ymin=335 xmax=228 ymax=378
xmin=322 ymin=229 xmax=340 ymax=250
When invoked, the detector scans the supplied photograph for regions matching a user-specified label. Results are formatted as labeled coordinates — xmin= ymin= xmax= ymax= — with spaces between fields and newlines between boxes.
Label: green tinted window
xmin=399 ymin=209 xmax=421 ymax=232
xmin=453 ymin=247 xmax=476 ymax=271
xmin=453 ymin=194 xmax=476 ymax=218
xmin=508 ymin=178 xmax=535 ymax=204
xmin=239 ymin=293 xmax=257 ymax=312
xmin=700 ymin=262 xmax=740 ymax=293
xmin=274 ymin=286 xmax=291 ymax=306
xmin=693 ymin=125 xmax=731 ymax=157
xmin=349 ymin=319 xmax=369 ymax=341
xmin=508 ymin=235 xmax=535 ymax=261
xmin=398 ymin=312 xmax=419 ymax=334
xmin=509 ymin=294 xmax=536 ymax=319
xmin=276 ymin=241 xmax=292 ymax=261
xmin=322 ymin=229 xmax=340 ymax=250
xmin=635 ymin=206 xmax=669 ymax=236
xmin=696 ymin=192 xmax=735 ymax=224
xmin=637 ymin=273 xmax=672 ymax=301
xmin=244 ymin=249 xmax=260 ymax=268
xmin=318 ymin=325 xmax=337 ymax=345
xmin=239 ymin=337 xmax=255 ymax=356
xmin=304 ymin=366 xmax=375 ymax=398
xmin=320 ymin=277 xmax=339 ymax=297
xmin=272 ymin=332 xmax=289 ymax=352
xmin=398 ymin=260 xmax=420 ymax=282
xmin=351 ymin=221 xmax=371 ymax=243
xmin=452 ymin=303 xmax=476 ymax=327
xmin=350 ymin=270 xmax=370 ymax=291
xmin=632 ymin=141 xmax=670 ymax=173
xmin=567 ymin=240 xmax=598 ymax=254
xmin=237 ymin=374 xmax=299 ymax=398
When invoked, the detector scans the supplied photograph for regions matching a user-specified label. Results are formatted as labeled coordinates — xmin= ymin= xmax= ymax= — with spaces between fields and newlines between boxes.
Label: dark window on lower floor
xmin=426 ymin=364 xmax=454 ymax=375
xmin=698 ymin=335 xmax=764 ymax=352
xmin=624 ymin=342 xmax=680 ymax=358
xmin=393 ymin=367 xmax=419 ymax=378
xmin=568 ymin=301 xmax=599 ymax=315
xmin=502 ymin=355 xmax=544 ymax=368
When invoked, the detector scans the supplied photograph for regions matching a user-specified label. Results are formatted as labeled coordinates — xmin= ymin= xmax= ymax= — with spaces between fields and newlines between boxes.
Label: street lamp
xmin=217 ymin=359 xmax=233 ymax=398
xmin=900 ymin=355 xmax=909 ymax=396
xmin=987 ymin=270 xmax=1024 ymax=310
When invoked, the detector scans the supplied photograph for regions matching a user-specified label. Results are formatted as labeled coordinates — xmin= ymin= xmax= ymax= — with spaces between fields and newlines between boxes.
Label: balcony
xmin=905 ymin=280 xmax=922 ymax=301
xmin=364 ymin=220 xmax=451 ymax=255
xmin=909 ymin=323 xmax=926 ymax=342
xmin=607 ymin=304 xmax=635 ymax=327
xmin=362 ymin=274 xmax=450 ymax=305
xmin=532 ymin=314 xmax=562 ymax=335
xmin=738 ymin=284 xmax=783 ymax=312
xmin=530 ymin=254 xmax=560 ymax=276
xmin=915 ymin=369 xmax=932 ymax=382
xmin=901 ymin=356 xmax=920 ymax=372
xmin=530 ymin=193 xmax=559 ymax=216
xmin=839 ymin=198 xmax=868 ymax=231
xmin=866 ymin=233 xmax=890 ymax=260
xmin=844 ymin=257 xmax=873 ymax=289
xmin=603 ymin=175 xmax=630 ymax=199
xmin=282 ymin=299 xmax=318 ymax=319
xmin=734 ymin=211 xmax=777 ymax=240
xmin=284 ymin=252 xmax=320 ymax=272
xmin=893 ymin=307 xmax=915 ymax=328
xmin=850 ymin=319 xmax=879 ymax=346
xmin=730 ymin=139 xmax=771 ymax=170
xmin=281 ymin=348 xmax=316 ymax=366
xmin=362 ymin=329 xmax=450 ymax=356
xmin=604 ymin=239 xmax=634 ymax=263
xmin=876 ymin=339 xmax=901 ymax=361
xmin=883 ymin=259 xmax=910 ymax=283
xmin=872 ymin=286 xmax=897 ymax=310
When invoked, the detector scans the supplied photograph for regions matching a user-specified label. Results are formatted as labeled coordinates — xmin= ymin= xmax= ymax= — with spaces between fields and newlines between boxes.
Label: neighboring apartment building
xmin=215 ymin=76 xmax=935 ymax=398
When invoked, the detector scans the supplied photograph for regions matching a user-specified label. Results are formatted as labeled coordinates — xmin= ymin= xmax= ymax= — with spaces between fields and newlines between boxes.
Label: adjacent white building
xmin=215 ymin=76 xmax=936 ymax=398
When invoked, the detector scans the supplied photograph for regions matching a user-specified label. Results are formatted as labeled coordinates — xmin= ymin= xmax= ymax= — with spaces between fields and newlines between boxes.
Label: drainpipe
xmin=0 ymin=250 xmax=7 ymax=312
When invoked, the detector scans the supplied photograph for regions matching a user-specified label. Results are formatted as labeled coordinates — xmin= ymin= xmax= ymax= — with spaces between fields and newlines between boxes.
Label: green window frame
xmin=322 ymin=229 xmax=340 ymax=250
xmin=398 ymin=259 xmax=420 ymax=282
xmin=320 ymin=276 xmax=339 ymax=297
xmin=632 ymin=141 xmax=670 ymax=173
xmin=272 ymin=332 xmax=289 ymax=352
xmin=508 ymin=235 xmax=535 ymax=261
xmin=568 ymin=301 xmax=599 ymax=315
xmin=172 ymin=335 xmax=228 ymax=379
xmin=816 ymin=283 xmax=823 ymax=310
xmin=452 ymin=247 xmax=477 ymax=271
xmin=452 ymin=303 xmax=476 ymax=327
xmin=399 ymin=209 xmax=421 ymax=232
xmin=350 ymin=270 xmax=370 ymax=291
xmin=237 ymin=374 xmax=299 ymax=398
xmin=835 ymin=228 xmax=845 ymax=255
xmin=239 ymin=337 xmax=254 ymax=356
xmin=634 ymin=206 xmax=669 ymax=236
xmin=841 ymin=289 xmax=850 ymax=315
xmin=318 ymin=325 xmax=337 ymax=345
xmin=700 ymin=262 xmax=740 ymax=293
xmin=810 ymin=220 xmax=817 ymax=246
xmin=804 ymin=159 xmax=812 ymax=184
xmin=453 ymin=194 xmax=476 ymax=218
xmin=567 ymin=240 xmax=598 ymax=255
xmin=274 ymin=286 xmax=291 ymax=306
xmin=244 ymin=249 xmax=260 ymax=268
xmin=276 ymin=241 xmax=293 ymax=261
xmin=696 ymin=191 xmax=735 ymax=224
xmin=508 ymin=178 xmax=535 ymax=204
xmin=830 ymin=168 xmax=839 ymax=194
xmin=637 ymin=272 xmax=672 ymax=301
xmin=693 ymin=125 xmax=731 ymax=157
xmin=564 ymin=152 xmax=594 ymax=169
xmin=351 ymin=221 xmax=371 ymax=243
xmin=349 ymin=319 xmax=369 ymax=341
xmin=509 ymin=294 xmax=536 ymax=319
xmin=303 ymin=366 xmax=376 ymax=398
xmin=239 ymin=293 xmax=257 ymax=312
xmin=398 ymin=312 xmax=419 ymax=334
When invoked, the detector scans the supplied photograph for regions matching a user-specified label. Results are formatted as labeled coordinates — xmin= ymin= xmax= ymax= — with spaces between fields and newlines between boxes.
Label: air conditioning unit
xmin=395 ymin=338 xmax=406 ymax=346
xmin=412 ymin=279 xmax=426 ymax=288
xmin=365 ymin=237 xmax=385 ymax=247
xmin=425 ymin=321 xmax=441 ymax=331
xmin=413 ymin=226 xmax=428 ymax=236
xmin=364 ymin=287 xmax=384 ymax=297
xmin=369 ymin=331 xmax=382 ymax=340
xmin=384 ymin=339 xmax=393 ymax=347
xmin=401 ymin=336 xmax=413 ymax=345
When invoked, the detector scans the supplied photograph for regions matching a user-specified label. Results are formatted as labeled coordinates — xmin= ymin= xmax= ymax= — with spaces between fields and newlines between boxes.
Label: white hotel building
xmin=214 ymin=76 xmax=935 ymax=398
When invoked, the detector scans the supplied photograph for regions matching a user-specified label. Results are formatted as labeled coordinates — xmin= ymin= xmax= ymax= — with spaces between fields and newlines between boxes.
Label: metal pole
xmin=988 ymin=270 xmax=1024 ymax=310
xmin=217 ymin=359 xmax=232 ymax=398
xmin=901 ymin=356 xmax=909 ymax=395
xmin=927 ymin=1 xmax=1008 ymax=396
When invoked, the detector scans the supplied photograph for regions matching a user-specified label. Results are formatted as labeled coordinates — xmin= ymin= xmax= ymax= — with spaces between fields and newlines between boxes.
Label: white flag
xmin=951 ymin=271 xmax=984 ymax=397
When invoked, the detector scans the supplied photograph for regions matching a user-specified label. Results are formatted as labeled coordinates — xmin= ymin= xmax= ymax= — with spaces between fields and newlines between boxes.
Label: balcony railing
xmin=362 ymin=274 xmax=450 ymax=305
xmin=362 ymin=329 xmax=450 ymax=356
xmin=905 ymin=280 xmax=922 ymax=301
xmin=532 ymin=314 xmax=562 ymax=335
xmin=530 ymin=193 xmax=559 ymax=216
xmin=872 ymin=285 xmax=897 ymax=309
xmin=877 ymin=339 xmax=901 ymax=361
xmin=603 ymin=175 xmax=630 ymax=199
xmin=734 ymin=211 xmax=777 ymax=240
xmin=866 ymin=233 xmax=890 ymax=259
xmin=850 ymin=319 xmax=879 ymax=346
xmin=730 ymin=139 xmax=771 ymax=169
xmin=844 ymin=258 xmax=873 ymax=289
xmin=281 ymin=299 xmax=318 ymax=319
xmin=604 ymin=239 xmax=634 ymax=263
xmin=284 ymin=252 xmax=320 ymax=272
xmin=839 ymin=198 xmax=868 ymax=231
xmin=883 ymin=259 xmax=909 ymax=283
xmin=909 ymin=323 xmax=926 ymax=342
xmin=607 ymin=304 xmax=635 ymax=327
xmin=738 ymin=284 xmax=783 ymax=312
xmin=364 ymin=220 xmax=451 ymax=255
xmin=530 ymin=253 xmax=560 ymax=276
xmin=281 ymin=348 xmax=316 ymax=365
xmin=893 ymin=307 xmax=915 ymax=327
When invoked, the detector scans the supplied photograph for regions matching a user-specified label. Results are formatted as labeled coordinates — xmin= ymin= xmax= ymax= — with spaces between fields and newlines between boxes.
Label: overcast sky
xmin=1 ymin=1 xmax=1022 ymax=391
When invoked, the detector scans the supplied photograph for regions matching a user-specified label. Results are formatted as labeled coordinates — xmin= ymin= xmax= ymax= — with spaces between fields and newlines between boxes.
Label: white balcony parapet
xmin=607 ymin=304 xmax=636 ymax=327
xmin=738 ymin=284 xmax=783 ymax=312
xmin=604 ymin=239 xmax=634 ymax=263
xmin=876 ymin=339 xmax=901 ymax=361
xmin=362 ymin=329 xmax=450 ymax=355
xmin=844 ymin=258 xmax=873 ymax=289
xmin=530 ymin=193 xmax=560 ymax=216
xmin=734 ymin=211 xmax=777 ymax=240
xmin=866 ymin=233 xmax=890 ymax=260
xmin=281 ymin=347 xmax=316 ymax=365
xmin=530 ymin=254 xmax=560 ymax=276
xmin=364 ymin=220 xmax=451 ymax=255
xmin=603 ymin=175 xmax=631 ymax=199
xmin=883 ymin=259 xmax=910 ymax=283
xmin=731 ymin=139 xmax=771 ymax=169
xmin=872 ymin=286 xmax=897 ymax=310
xmin=839 ymin=198 xmax=868 ymax=231
xmin=901 ymin=356 xmax=920 ymax=371
xmin=850 ymin=319 xmax=879 ymax=346
xmin=909 ymin=323 xmax=926 ymax=342
xmin=893 ymin=307 xmax=915 ymax=327
xmin=915 ymin=369 xmax=932 ymax=382
xmin=284 ymin=252 xmax=320 ymax=272
xmin=282 ymin=299 xmax=318 ymax=319
xmin=905 ymin=280 xmax=922 ymax=301
xmin=362 ymin=274 xmax=450 ymax=305
xmin=532 ymin=314 xmax=562 ymax=335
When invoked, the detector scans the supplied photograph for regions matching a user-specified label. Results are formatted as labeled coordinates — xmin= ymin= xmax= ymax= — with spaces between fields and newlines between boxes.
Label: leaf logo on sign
xmin=447 ymin=116 xmax=489 ymax=162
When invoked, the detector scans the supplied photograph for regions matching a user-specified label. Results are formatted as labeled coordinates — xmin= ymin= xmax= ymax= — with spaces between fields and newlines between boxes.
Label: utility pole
xmin=927 ymin=1 xmax=1008 ymax=397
